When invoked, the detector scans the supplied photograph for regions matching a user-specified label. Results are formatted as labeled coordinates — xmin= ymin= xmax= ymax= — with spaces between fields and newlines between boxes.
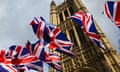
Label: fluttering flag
xmin=26 ymin=40 xmax=62 ymax=71
xmin=26 ymin=40 xmax=45 ymax=61
xmin=45 ymin=52 xmax=60 ymax=63
xmin=68 ymin=11 xmax=105 ymax=49
xmin=0 ymin=64 xmax=17 ymax=72
xmin=0 ymin=15 xmax=77 ymax=72
xmin=104 ymin=1 xmax=120 ymax=57
xmin=16 ymin=65 xmax=30 ymax=72
xmin=7 ymin=45 xmax=43 ymax=72
xmin=44 ymin=52 xmax=62 ymax=71
xmin=104 ymin=1 xmax=120 ymax=28
xmin=0 ymin=15 xmax=78 ymax=72
xmin=25 ymin=40 xmax=45 ymax=72
xmin=7 ymin=45 xmax=30 ymax=59
xmin=0 ymin=50 xmax=18 ymax=72
xmin=48 ymin=62 xmax=62 ymax=72
xmin=30 ymin=16 xmax=76 ymax=58
xmin=27 ymin=60 xmax=43 ymax=72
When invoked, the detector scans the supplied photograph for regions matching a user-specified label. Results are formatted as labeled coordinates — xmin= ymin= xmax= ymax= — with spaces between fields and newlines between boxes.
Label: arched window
xmin=59 ymin=13 xmax=63 ymax=22
xmin=69 ymin=7 xmax=74 ymax=15
xmin=64 ymin=10 xmax=69 ymax=17
xmin=69 ymin=29 xmax=78 ymax=47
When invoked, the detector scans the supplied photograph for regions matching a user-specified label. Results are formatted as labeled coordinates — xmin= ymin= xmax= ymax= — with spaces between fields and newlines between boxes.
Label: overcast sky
xmin=0 ymin=0 xmax=64 ymax=50
xmin=0 ymin=0 xmax=120 ymax=72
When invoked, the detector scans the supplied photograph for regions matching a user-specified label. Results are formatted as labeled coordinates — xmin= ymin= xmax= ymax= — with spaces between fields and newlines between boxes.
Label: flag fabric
xmin=45 ymin=22 xmax=76 ymax=57
xmin=104 ymin=1 xmax=120 ymax=28
xmin=30 ymin=16 xmax=46 ymax=45
xmin=26 ymin=40 xmax=62 ymax=71
xmin=27 ymin=59 xmax=43 ymax=72
xmin=12 ymin=55 xmax=38 ymax=66
xmin=30 ymin=16 xmax=76 ymax=57
xmin=25 ymin=40 xmax=45 ymax=61
xmin=45 ymin=52 xmax=60 ymax=63
xmin=0 ymin=65 xmax=10 ymax=72
xmin=7 ymin=45 xmax=30 ymax=59
xmin=0 ymin=50 xmax=18 ymax=72
xmin=44 ymin=52 xmax=62 ymax=71
xmin=7 ymin=45 xmax=43 ymax=72
xmin=0 ymin=50 xmax=11 ymax=65
xmin=48 ymin=62 xmax=62 ymax=71
xmin=0 ymin=64 xmax=17 ymax=72
xmin=68 ymin=11 xmax=104 ymax=49
xmin=17 ymin=56 xmax=43 ymax=72
xmin=16 ymin=65 xmax=30 ymax=72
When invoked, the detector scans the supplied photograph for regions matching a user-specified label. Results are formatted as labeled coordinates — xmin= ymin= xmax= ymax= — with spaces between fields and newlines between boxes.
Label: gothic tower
xmin=49 ymin=0 xmax=120 ymax=72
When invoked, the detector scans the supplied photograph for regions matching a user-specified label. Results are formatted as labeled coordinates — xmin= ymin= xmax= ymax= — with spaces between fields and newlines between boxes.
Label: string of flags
xmin=0 ymin=0 xmax=120 ymax=72
xmin=0 ymin=16 xmax=76 ymax=72
xmin=30 ymin=16 xmax=76 ymax=58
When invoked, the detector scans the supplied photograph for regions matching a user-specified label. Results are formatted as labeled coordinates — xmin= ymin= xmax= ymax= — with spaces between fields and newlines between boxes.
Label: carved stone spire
xmin=50 ymin=0 xmax=56 ymax=7
xmin=50 ymin=0 xmax=57 ymax=25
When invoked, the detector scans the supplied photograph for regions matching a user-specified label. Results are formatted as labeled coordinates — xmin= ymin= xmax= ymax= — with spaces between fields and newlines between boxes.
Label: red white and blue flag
xmin=104 ymin=1 xmax=120 ymax=28
xmin=0 ymin=50 xmax=18 ymax=72
xmin=26 ymin=40 xmax=61 ymax=71
xmin=26 ymin=40 xmax=62 ymax=71
xmin=30 ymin=16 xmax=46 ymax=45
xmin=0 ymin=64 xmax=17 ymax=72
xmin=7 ymin=45 xmax=43 ymax=72
xmin=45 ymin=52 xmax=60 ymax=63
xmin=27 ymin=59 xmax=43 ymax=72
xmin=30 ymin=16 xmax=76 ymax=57
xmin=48 ymin=62 xmax=62 ymax=72
xmin=26 ymin=40 xmax=45 ymax=72
xmin=26 ymin=40 xmax=45 ymax=61
xmin=68 ymin=11 xmax=104 ymax=49
xmin=7 ymin=45 xmax=30 ymax=59
xmin=44 ymin=52 xmax=62 ymax=71
xmin=16 ymin=65 xmax=30 ymax=72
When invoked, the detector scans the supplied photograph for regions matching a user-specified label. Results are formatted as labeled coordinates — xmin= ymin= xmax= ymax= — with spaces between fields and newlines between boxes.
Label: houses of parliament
xmin=49 ymin=0 xmax=120 ymax=72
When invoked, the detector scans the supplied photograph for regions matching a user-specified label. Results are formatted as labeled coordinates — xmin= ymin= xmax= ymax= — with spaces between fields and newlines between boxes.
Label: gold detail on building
xmin=49 ymin=0 xmax=120 ymax=72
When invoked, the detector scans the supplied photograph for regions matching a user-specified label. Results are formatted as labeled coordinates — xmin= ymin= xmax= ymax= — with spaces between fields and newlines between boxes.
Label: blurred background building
xmin=49 ymin=0 xmax=120 ymax=72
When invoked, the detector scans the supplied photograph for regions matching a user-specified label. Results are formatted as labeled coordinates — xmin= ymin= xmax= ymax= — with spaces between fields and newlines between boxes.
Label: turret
xmin=50 ymin=0 xmax=58 ymax=25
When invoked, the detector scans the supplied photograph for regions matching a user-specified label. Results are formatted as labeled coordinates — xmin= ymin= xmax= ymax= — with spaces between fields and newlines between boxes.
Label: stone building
xmin=49 ymin=0 xmax=120 ymax=72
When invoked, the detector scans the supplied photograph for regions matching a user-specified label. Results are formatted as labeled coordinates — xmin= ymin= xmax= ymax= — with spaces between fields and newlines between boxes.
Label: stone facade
xmin=49 ymin=0 xmax=120 ymax=72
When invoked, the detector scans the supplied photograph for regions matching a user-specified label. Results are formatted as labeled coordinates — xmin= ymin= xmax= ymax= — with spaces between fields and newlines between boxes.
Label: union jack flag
xmin=16 ymin=65 xmax=30 ymax=72
xmin=45 ymin=52 xmax=60 ymax=63
xmin=45 ymin=22 xmax=76 ymax=57
xmin=0 ymin=64 xmax=17 ymax=72
xmin=48 ymin=62 xmax=62 ymax=71
xmin=27 ymin=59 xmax=43 ymax=72
xmin=104 ymin=1 xmax=120 ymax=28
xmin=25 ymin=40 xmax=55 ymax=71
xmin=7 ymin=45 xmax=43 ymax=72
xmin=26 ymin=40 xmax=62 ymax=71
xmin=69 ymin=11 xmax=104 ymax=49
xmin=44 ymin=52 xmax=62 ymax=71
xmin=0 ymin=50 xmax=18 ymax=72
xmin=7 ymin=45 xmax=31 ymax=59
xmin=26 ymin=40 xmax=45 ymax=61
xmin=30 ymin=16 xmax=46 ymax=45
xmin=30 ymin=16 xmax=76 ymax=57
